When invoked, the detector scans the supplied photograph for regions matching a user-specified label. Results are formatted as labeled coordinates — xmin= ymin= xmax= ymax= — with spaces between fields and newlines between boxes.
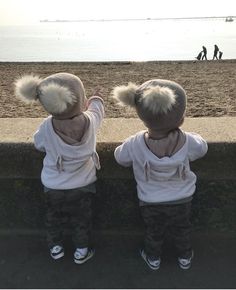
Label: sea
xmin=0 ymin=18 xmax=235 ymax=62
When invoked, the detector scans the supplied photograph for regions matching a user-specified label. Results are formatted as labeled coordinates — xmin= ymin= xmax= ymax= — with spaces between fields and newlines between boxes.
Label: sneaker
xmin=74 ymin=248 xmax=95 ymax=264
xmin=140 ymin=249 xmax=161 ymax=270
xmin=50 ymin=245 xmax=64 ymax=260
xmin=178 ymin=250 xmax=194 ymax=270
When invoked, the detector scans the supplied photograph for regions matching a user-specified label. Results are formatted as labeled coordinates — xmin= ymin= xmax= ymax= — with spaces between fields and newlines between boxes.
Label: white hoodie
xmin=34 ymin=98 xmax=104 ymax=190
xmin=114 ymin=131 xmax=208 ymax=203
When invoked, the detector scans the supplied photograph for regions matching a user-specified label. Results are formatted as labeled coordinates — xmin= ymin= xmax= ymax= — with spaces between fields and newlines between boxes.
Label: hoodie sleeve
xmin=187 ymin=132 xmax=208 ymax=161
xmin=114 ymin=138 xmax=133 ymax=167
xmin=86 ymin=97 xmax=105 ymax=132
xmin=33 ymin=123 xmax=46 ymax=152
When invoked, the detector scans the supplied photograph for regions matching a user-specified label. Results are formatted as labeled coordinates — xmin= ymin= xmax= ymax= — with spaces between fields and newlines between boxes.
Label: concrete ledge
xmin=2 ymin=117 xmax=236 ymax=143
xmin=1 ymin=117 xmax=236 ymax=180
xmin=1 ymin=117 xmax=236 ymax=231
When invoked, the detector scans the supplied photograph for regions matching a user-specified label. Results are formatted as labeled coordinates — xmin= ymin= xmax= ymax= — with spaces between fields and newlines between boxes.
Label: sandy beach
xmin=0 ymin=60 xmax=236 ymax=118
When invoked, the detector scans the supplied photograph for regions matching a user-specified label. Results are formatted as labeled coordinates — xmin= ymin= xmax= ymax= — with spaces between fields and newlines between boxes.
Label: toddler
xmin=15 ymin=72 xmax=104 ymax=264
xmin=112 ymin=79 xmax=207 ymax=270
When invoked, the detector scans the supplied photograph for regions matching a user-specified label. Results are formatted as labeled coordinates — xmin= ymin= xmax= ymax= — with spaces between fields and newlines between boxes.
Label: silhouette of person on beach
xmin=219 ymin=51 xmax=223 ymax=60
xmin=201 ymin=46 xmax=207 ymax=60
xmin=213 ymin=45 xmax=219 ymax=60
xmin=196 ymin=51 xmax=202 ymax=61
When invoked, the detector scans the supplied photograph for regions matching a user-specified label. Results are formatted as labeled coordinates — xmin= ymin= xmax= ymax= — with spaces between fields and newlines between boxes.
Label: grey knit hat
xmin=112 ymin=79 xmax=186 ymax=133
xmin=15 ymin=72 xmax=87 ymax=118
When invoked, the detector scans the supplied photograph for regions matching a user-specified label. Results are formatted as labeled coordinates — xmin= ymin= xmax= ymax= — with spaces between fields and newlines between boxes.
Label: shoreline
xmin=0 ymin=60 xmax=235 ymax=118
xmin=1 ymin=59 xmax=236 ymax=64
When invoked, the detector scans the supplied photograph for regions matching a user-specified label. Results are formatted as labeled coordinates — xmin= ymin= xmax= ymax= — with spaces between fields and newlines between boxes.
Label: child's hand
xmin=87 ymin=88 xmax=104 ymax=107
xmin=93 ymin=88 xmax=103 ymax=98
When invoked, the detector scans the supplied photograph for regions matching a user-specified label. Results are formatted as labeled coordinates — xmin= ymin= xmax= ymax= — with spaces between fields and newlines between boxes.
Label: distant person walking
xmin=201 ymin=46 xmax=207 ymax=60
xmin=213 ymin=44 xmax=219 ymax=60
xmin=219 ymin=51 xmax=223 ymax=60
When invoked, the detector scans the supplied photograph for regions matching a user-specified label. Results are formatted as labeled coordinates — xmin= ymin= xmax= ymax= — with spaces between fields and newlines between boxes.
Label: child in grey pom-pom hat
xmin=112 ymin=79 xmax=208 ymax=270
xmin=15 ymin=72 xmax=104 ymax=264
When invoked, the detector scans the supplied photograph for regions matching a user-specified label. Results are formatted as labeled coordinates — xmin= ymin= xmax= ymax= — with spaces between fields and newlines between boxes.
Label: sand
xmin=0 ymin=60 xmax=236 ymax=118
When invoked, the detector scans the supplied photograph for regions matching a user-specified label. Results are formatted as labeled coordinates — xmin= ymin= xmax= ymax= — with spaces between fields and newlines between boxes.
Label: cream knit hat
xmin=15 ymin=72 xmax=87 ymax=118
xmin=112 ymin=79 xmax=186 ymax=133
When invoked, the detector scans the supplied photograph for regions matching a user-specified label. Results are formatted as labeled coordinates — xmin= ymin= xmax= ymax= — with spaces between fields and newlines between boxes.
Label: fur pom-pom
xmin=40 ymin=83 xmax=77 ymax=114
xmin=142 ymin=86 xmax=176 ymax=114
xmin=112 ymin=82 xmax=139 ymax=107
xmin=14 ymin=75 xmax=42 ymax=102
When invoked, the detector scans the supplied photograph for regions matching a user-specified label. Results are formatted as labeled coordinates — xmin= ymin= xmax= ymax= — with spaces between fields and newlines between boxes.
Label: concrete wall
xmin=1 ymin=117 xmax=236 ymax=232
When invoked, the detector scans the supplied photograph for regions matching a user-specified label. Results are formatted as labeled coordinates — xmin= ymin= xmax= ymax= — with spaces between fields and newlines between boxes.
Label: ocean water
xmin=0 ymin=19 xmax=235 ymax=61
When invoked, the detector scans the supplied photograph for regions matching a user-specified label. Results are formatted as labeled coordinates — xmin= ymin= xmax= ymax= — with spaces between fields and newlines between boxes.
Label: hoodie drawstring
xmin=144 ymin=161 xmax=150 ymax=181
xmin=56 ymin=155 xmax=63 ymax=173
xmin=92 ymin=152 xmax=101 ymax=170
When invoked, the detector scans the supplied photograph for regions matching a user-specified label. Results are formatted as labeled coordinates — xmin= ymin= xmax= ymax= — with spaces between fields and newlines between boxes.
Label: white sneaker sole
xmin=51 ymin=251 xmax=64 ymax=260
xmin=178 ymin=263 xmax=191 ymax=270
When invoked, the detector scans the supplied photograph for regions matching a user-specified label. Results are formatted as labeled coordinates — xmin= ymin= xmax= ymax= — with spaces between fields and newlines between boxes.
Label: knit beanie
xmin=14 ymin=72 xmax=87 ymax=119
xmin=112 ymin=79 xmax=186 ymax=133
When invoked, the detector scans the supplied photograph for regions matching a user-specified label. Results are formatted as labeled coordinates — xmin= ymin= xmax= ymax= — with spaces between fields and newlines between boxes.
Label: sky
xmin=0 ymin=0 xmax=235 ymax=25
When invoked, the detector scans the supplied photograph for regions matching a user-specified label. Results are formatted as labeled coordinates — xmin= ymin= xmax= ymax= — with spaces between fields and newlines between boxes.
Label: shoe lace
xmin=51 ymin=245 xmax=62 ymax=254
xmin=179 ymin=257 xmax=191 ymax=265
xmin=74 ymin=248 xmax=88 ymax=259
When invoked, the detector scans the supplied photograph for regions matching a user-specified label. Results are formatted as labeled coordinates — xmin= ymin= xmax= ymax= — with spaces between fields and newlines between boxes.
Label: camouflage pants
xmin=44 ymin=188 xmax=93 ymax=249
xmin=140 ymin=202 xmax=192 ymax=259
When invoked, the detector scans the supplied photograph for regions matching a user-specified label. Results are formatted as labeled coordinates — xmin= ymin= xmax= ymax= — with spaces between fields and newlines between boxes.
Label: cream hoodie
xmin=114 ymin=131 xmax=208 ymax=203
xmin=34 ymin=97 xmax=104 ymax=190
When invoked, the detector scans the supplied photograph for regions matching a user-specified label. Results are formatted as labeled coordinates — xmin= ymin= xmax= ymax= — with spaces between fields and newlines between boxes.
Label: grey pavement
xmin=0 ymin=231 xmax=236 ymax=289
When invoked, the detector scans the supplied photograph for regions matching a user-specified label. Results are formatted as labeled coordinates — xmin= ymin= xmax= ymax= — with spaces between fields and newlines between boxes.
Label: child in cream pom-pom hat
xmin=15 ymin=72 xmax=104 ymax=264
xmin=112 ymin=79 xmax=207 ymax=270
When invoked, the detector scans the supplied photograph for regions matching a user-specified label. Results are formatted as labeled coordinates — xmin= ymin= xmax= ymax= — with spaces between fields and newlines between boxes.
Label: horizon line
xmin=40 ymin=15 xmax=236 ymax=23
